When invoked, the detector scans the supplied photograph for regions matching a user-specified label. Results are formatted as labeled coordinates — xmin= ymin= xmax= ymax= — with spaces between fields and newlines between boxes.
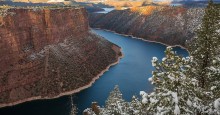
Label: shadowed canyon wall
xmin=89 ymin=6 xmax=204 ymax=46
xmin=0 ymin=7 xmax=121 ymax=107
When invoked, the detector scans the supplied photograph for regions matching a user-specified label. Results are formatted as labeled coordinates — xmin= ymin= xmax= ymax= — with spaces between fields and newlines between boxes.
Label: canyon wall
xmin=0 ymin=7 xmax=122 ymax=107
xmin=89 ymin=6 xmax=204 ymax=46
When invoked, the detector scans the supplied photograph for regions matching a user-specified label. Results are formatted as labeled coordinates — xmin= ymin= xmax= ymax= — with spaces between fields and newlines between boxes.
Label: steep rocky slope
xmin=0 ymin=7 xmax=122 ymax=107
xmin=89 ymin=6 xmax=204 ymax=46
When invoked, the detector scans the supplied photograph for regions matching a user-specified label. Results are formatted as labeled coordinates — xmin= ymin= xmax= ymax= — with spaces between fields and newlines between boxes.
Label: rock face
xmin=89 ymin=6 xmax=204 ymax=46
xmin=0 ymin=7 xmax=122 ymax=107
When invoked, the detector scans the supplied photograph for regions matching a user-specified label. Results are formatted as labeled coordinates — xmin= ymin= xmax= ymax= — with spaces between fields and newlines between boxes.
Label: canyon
xmin=0 ymin=6 xmax=122 ymax=107
xmin=89 ymin=6 xmax=204 ymax=47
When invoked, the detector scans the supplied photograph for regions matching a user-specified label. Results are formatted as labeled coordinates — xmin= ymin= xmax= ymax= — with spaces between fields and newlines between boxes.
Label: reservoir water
xmin=95 ymin=8 xmax=115 ymax=14
xmin=0 ymin=29 xmax=188 ymax=115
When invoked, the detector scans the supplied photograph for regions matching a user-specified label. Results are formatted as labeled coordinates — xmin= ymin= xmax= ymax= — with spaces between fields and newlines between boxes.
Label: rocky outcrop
xmin=89 ymin=6 xmax=204 ymax=46
xmin=0 ymin=7 xmax=122 ymax=107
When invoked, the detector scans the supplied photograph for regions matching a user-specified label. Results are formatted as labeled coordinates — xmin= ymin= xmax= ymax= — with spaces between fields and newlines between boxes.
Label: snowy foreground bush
xmin=84 ymin=1 xmax=220 ymax=115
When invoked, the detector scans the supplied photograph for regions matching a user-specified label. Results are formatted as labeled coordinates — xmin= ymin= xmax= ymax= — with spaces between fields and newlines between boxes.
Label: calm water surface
xmin=95 ymin=8 xmax=115 ymax=14
xmin=0 ymin=29 xmax=188 ymax=115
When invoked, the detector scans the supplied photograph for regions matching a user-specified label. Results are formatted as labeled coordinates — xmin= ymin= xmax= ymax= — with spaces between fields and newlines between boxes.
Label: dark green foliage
xmin=189 ymin=0 xmax=220 ymax=89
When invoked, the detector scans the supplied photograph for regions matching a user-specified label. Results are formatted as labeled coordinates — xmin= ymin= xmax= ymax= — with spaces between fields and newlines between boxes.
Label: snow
xmin=142 ymin=97 xmax=148 ymax=104
xmin=140 ymin=91 xmax=148 ymax=104
xmin=134 ymin=110 xmax=139 ymax=114
xmin=140 ymin=91 xmax=146 ymax=96
xmin=148 ymin=77 xmax=153 ymax=82
xmin=162 ymin=57 xmax=167 ymax=61
xmin=174 ymin=104 xmax=180 ymax=115
xmin=185 ymin=65 xmax=191 ymax=68
xmin=191 ymin=79 xmax=198 ymax=86
xmin=157 ymin=72 xmax=164 ymax=76
xmin=157 ymin=106 xmax=163 ymax=113
xmin=152 ymin=57 xmax=158 ymax=61
xmin=211 ymin=86 xmax=216 ymax=90
xmin=167 ymin=46 xmax=172 ymax=49
xmin=216 ymin=29 xmax=220 ymax=33
xmin=213 ymin=60 xmax=217 ymax=64
xmin=168 ymin=74 xmax=175 ymax=81
xmin=152 ymin=57 xmax=158 ymax=66
xmin=149 ymin=98 xmax=158 ymax=103
xmin=214 ymin=98 xmax=220 ymax=111
xmin=171 ymin=92 xmax=178 ymax=104
xmin=187 ymin=99 xmax=192 ymax=107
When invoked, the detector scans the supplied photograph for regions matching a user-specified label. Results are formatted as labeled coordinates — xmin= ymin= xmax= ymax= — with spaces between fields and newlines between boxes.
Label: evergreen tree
xmin=188 ymin=1 xmax=220 ymax=113
xmin=86 ymin=86 xmax=144 ymax=115
xmin=129 ymin=96 xmax=142 ymax=115
xmin=100 ymin=85 xmax=130 ymax=115
xmin=189 ymin=0 xmax=220 ymax=89
xmin=140 ymin=47 xmax=203 ymax=114
xmin=70 ymin=105 xmax=77 ymax=115
xmin=70 ymin=95 xmax=77 ymax=115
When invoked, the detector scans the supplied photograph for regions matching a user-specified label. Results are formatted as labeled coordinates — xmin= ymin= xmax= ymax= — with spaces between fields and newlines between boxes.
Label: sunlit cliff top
xmin=0 ymin=4 xmax=83 ymax=17
xmin=0 ymin=4 xmax=81 ymax=9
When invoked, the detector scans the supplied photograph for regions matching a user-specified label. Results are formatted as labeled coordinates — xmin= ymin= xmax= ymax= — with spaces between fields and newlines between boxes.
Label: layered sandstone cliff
xmin=89 ymin=6 xmax=204 ymax=46
xmin=0 ymin=7 xmax=122 ymax=107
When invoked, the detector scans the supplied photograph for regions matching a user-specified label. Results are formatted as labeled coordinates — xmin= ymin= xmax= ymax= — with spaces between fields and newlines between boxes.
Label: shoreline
xmin=92 ymin=28 xmax=189 ymax=51
xmin=0 ymin=47 xmax=124 ymax=108
xmin=0 ymin=27 xmax=189 ymax=108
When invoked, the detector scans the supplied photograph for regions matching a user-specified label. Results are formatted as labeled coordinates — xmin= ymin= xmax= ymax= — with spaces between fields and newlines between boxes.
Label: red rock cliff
xmin=0 ymin=8 xmax=88 ymax=72
xmin=89 ymin=6 xmax=204 ymax=47
xmin=0 ymin=7 xmax=122 ymax=107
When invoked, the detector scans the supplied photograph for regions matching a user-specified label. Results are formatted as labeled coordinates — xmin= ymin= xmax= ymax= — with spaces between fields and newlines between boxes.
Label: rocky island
xmin=0 ymin=6 xmax=122 ymax=107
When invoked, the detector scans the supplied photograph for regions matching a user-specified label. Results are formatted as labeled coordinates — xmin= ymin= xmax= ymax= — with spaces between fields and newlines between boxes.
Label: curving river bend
xmin=0 ymin=29 xmax=188 ymax=115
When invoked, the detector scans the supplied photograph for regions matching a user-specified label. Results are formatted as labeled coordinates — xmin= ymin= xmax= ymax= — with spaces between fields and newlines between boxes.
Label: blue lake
xmin=95 ymin=8 xmax=115 ymax=14
xmin=0 ymin=29 xmax=188 ymax=115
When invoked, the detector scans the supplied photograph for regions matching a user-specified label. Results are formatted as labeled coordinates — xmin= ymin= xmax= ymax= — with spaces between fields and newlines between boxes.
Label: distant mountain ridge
xmin=0 ymin=1 xmax=54 ymax=6
xmin=89 ymin=6 xmax=204 ymax=47
xmin=172 ymin=0 xmax=220 ymax=4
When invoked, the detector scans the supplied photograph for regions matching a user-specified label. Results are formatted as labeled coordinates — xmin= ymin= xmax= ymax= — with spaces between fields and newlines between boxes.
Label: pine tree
xmin=140 ymin=47 xmax=203 ymax=114
xmin=189 ymin=0 xmax=220 ymax=89
xmin=87 ymin=86 xmax=144 ymax=115
xmin=207 ymin=3 xmax=220 ymax=100
xmin=100 ymin=85 xmax=130 ymax=115
xmin=129 ymin=96 xmax=142 ymax=115
xmin=188 ymin=1 xmax=220 ymax=113
xmin=70 ymin=105 xmax=77 ymax=115
xmin=70 ymin=95 xmax=77 ymax=115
